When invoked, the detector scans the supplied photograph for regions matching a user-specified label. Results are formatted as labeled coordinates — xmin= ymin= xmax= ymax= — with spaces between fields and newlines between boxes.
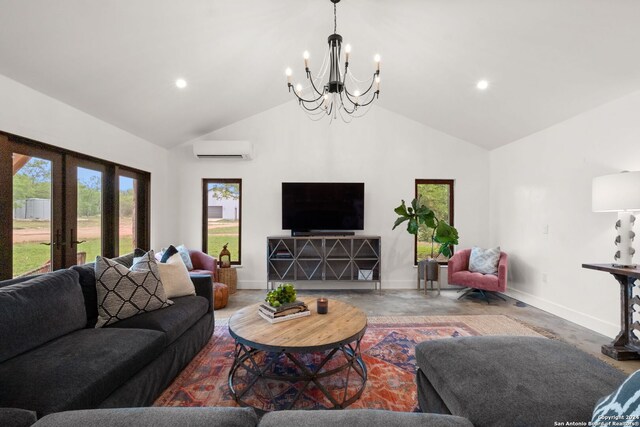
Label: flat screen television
xmin=282 ymin=182 xmax=365 ymax=232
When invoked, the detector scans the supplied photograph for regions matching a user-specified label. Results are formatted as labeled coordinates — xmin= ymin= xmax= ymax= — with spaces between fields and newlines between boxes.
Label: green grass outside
xmin=13 ymin=236 xmax=133 ymax=277
xmin=207 ymin=226 xmax=238 ymax=234
xmin=13 ymin=241 xmax=51 ymax=277
xmin=207 ymin=223 xmax=239 ymax=262
xmin=207 ymin=235 xmax=239 ymax=263
xmin=417 ymin=241 xmax=448 ymax=262
xmin=118 ymin=237 xmax=136 ymax=258
xmin=77 ymin=238 xmax=102 ymax=265
xmin=77 ymin=236 xmax=133 ymax=264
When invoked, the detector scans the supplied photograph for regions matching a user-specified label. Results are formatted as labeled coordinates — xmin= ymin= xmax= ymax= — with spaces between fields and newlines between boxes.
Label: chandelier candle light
xmin=285 ymin=0 xmax=381 ymax=122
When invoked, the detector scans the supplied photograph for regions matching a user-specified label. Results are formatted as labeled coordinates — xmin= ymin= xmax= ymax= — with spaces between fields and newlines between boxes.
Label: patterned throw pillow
xmin=592 ymin=370 xmax=640 ymax=423
xmin=95 ymin=250 xmax=173 ymax=327
xmin=468 ymin=246 xmax=501 ymax=275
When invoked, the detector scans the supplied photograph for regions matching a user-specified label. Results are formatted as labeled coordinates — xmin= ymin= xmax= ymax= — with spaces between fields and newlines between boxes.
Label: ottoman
xmin=415 ymin=336 xmax=625 ymax=427
xmin=213 ymin=282 xmax=229 ymax=310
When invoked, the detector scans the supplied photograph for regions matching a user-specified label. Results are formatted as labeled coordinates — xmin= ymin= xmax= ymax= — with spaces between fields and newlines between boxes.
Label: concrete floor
xmin=217 ymin=288 xmax=640 ymax=374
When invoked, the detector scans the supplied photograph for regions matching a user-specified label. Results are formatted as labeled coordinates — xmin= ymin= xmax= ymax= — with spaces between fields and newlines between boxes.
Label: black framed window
xmin=415 ymin=179 xmax=454 ymax=265
xmin=116 ymin=168 xmax=150 ymax=256
xmin=202 ymin=179 xmax=242 ymax=265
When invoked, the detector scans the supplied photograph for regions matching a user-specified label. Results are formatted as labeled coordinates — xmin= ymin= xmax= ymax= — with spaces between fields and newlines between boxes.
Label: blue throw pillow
xmin=592 ymin=369 xmax=640 ymax=422
xmin=176 ymin=245 xmax=194 ymax=271
xmin=160 ymin=245 xmax=179 ymax=263
xmin=468 ymin=246 xmax=501 ymax=275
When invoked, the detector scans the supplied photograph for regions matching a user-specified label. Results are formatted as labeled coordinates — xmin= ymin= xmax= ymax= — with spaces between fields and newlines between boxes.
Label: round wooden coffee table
xmin=228 ymin=296 xmax=367 ymax=411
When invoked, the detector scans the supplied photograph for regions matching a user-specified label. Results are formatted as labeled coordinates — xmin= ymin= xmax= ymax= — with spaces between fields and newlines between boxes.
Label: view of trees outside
xmin=118 ymin=176 xmax=136 ymax=256
xmin=12 ymin=156 xmax=52 ymax=277
xmin=416 ymin=183 xmax=451 ymax=261
xmin=11 ymin=161 xmax=138 ymax=277
xmin=76 ymin=167 xmax=102 ymax=264
xmin=13 ymin=158 xmax=51 ymax=203
xmin=207 ymin=182 xmax=240 ymax=262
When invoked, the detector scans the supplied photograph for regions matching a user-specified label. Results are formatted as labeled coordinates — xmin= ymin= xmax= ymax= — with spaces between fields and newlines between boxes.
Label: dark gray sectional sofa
xmin=0 ymin=253 xmax=214 ymax=418
xmin=1 ymin=252 xmax=631 ymax=426
xmin=415 ymin=336 xmax=627 ymax=427
xmin=8 ymin=407 xmax=475 ymax=427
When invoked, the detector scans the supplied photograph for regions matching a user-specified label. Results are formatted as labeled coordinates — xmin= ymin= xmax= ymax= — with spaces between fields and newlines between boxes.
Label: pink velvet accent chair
xmin=448 ymin=248 xmax=508 ymax=303
xmin=189 ymin=249 xmax=218 ymax=282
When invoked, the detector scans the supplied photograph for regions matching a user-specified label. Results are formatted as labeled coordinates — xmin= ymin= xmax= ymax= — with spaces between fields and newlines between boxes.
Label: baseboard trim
xmin=238 ymin=279 xmax=419 ymax=290
xmin=238 ymin=266 xmax=458 ymax=291
xmin=504 ymin=287 xmax=618 ymax=339
xmin=237 ymin=283 xmax=464 ymax=291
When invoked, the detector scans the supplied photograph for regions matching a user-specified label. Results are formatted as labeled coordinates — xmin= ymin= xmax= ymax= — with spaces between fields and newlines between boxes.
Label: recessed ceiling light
xmin=476 ymin=80 xmax=489 ymax=90
xmin=175 ymin=78 xmax=187 ymax=89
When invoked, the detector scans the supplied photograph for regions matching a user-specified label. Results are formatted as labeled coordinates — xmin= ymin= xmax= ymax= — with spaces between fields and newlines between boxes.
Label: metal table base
xmin=228 ymin=337 xmax=367 ymax=411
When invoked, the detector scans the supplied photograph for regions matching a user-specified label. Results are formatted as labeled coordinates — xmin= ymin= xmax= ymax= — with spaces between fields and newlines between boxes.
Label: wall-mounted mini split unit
xmin=192 ymin=140 xmax=253 ymax=160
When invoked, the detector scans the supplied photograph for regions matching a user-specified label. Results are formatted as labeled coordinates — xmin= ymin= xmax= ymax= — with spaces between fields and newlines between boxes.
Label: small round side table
xmin=218 ymin=267 xmax=237 ymax=294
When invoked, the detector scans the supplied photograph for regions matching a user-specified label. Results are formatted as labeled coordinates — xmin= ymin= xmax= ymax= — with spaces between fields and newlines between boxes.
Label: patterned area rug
xmin=154 ymin=315 xmax=544 ymax=412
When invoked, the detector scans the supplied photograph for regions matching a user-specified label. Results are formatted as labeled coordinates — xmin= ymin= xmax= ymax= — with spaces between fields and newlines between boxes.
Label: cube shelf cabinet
xmin=267 ymin=235 xmax=381 ymax=291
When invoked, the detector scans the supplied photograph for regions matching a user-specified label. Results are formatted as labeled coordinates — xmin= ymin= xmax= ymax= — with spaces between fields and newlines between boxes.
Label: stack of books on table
xmin=258 ymin=301 xmax=310 ymax=324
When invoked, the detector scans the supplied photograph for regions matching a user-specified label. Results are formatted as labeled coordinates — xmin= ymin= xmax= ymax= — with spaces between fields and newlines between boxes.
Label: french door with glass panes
xmin=1 ymin=136 xmax=65 ymax=278
xmin=64 ymin=158 xmax=110 ymax=267
xmin=0 ymin=139 xmax=108 ymax=278
xmin=0 ymin=135 xmax=150 ymax=280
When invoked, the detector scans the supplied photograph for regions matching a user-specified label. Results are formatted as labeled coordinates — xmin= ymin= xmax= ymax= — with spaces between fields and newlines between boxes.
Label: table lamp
xmin=592 ymin=171 xmax=640 ymax=267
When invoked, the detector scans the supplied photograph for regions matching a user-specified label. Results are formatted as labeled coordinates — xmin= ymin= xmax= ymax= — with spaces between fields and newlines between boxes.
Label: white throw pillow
xmin=157 ymin=252 xmax=196 ymax=298
xmin=468 ymin=246 xmax=501 ymax=275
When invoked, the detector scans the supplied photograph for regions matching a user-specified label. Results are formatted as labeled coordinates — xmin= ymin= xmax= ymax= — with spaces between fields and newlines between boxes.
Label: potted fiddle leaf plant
xmin=392 ymin=198 xmax=459 ymax=281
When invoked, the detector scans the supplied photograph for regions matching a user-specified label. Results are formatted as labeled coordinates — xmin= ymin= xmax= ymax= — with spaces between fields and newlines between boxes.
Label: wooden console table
xmin=582 ymin=263 xmax=640 ymax=360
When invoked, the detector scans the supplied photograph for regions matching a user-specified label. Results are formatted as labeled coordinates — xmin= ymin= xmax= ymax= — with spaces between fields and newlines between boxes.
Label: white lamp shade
xmin=592 ymin=171 xmax=640 ymax=212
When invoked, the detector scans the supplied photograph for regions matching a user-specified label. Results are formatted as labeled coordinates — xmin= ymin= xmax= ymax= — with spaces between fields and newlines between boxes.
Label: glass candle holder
xmin=317 ymin=298 xmax=329 ymax=314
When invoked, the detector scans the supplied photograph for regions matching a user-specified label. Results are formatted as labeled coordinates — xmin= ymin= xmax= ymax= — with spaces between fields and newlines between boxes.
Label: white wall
xmin=490 ymin=90 xmax=640 ymax=338
xmin=172 ymin=101 xmax=491 ymax=289
xmin=0 ymin=74 xmax=175 ymax=249
xmin=5 ymin=63 xmax=636 ymax=337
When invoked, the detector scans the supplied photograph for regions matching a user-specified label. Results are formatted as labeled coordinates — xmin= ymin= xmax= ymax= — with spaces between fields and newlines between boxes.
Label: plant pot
xmin=425 ymin=259 xmax=439 ymax=282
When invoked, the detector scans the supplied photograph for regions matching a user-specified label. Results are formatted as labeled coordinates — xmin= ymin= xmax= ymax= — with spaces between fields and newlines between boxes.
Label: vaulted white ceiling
xmin=1 ymin=0 xmax=640 ymax=149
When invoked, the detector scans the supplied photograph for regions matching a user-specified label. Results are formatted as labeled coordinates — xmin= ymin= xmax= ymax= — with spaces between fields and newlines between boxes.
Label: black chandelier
xmin=285 ymin=0 xmax=381 ymax=122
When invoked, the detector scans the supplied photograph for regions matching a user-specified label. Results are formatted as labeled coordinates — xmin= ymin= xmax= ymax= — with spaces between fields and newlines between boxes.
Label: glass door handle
xmin=40 ymin=228 xmax=66 ymax=247
xmin=39 ymin=241 xmax=66 ymax=247
xmin=69 ymin=229 xmax=84 ymax=246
